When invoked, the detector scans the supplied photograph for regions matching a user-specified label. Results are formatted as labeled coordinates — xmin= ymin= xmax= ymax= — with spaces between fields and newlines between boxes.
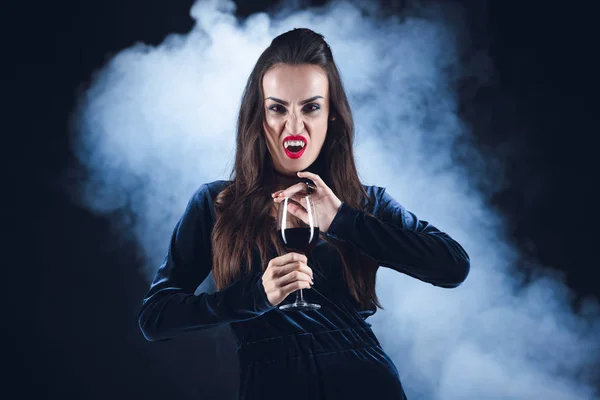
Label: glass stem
xmin=296 ymin=250 xmax=307 ymax=303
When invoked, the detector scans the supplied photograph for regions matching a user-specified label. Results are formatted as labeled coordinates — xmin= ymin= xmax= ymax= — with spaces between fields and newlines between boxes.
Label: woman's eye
xmin=269 ymin=105 xmax=285 ymax=113
xmin=268 ymin=104 xmax=320 ymax=113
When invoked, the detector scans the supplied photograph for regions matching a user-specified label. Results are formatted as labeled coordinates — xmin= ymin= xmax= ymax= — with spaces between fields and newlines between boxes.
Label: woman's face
xmin=262 ymin=63 xmax=330 ymax=177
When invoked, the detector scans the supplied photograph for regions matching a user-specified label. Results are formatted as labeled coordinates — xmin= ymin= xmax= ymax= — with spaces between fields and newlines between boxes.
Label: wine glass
xmin=276 ymin=182 xmax=321 ymax=311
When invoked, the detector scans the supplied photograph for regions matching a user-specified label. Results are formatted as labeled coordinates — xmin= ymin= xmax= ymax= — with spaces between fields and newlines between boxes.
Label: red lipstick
xmin=282 ymin=135 xmax=307 ymax=159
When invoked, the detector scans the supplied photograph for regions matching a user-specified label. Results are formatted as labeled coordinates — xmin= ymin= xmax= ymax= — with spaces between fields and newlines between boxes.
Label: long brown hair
xmin=211 ymin=28 xmax=383 ymax=311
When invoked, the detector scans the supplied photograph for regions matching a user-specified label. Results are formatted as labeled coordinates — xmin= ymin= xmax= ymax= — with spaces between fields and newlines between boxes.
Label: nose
xmin=285 ymin=112 xmax=304 ymax=135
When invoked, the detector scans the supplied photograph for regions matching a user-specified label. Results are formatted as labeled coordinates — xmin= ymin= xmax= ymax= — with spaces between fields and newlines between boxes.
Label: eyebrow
xmin=265 ymin=95 xmax=324 ymax=106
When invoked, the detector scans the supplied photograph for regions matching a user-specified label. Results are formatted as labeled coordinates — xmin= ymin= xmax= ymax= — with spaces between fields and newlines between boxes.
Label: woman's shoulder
xmin=189 ymin=180 xmax=232 ymax=196
xmin=185 ymin=180 xmax=232 ymax=220
xmin=203 ymin=180 xmax=233 ymax=199
xmin=360 ymin=183 xmax=386 ymax=209
xmin=361 ymin=183 xmax=385 ymax=196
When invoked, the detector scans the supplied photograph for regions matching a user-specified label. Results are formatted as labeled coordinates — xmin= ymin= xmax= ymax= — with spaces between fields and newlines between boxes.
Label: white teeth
xmin=284 ymin=140 xmax=306 ymax=149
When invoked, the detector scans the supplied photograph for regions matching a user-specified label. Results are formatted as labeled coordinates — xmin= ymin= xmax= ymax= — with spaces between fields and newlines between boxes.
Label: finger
xmin=276 ymin=269 xmax=313 ymax=287
xmin=279 ymin=197 xmax=306 ymax=209
xmin=275 ymin=181 xmax=308 ymax=200
xmin=297 ymin=171 xmax=326 ymax=189
xmin=280 ymin=279 xmax=312 ymax=294
xmin=270 ymin=252 xmax=308 ymax=267
xmin=277 ymin=262 xmax=314 ymax=280
xmin=273 ymin=190 xmax=312 ymax=204
xmin=285 ymin=201 xmax=310 ymax=225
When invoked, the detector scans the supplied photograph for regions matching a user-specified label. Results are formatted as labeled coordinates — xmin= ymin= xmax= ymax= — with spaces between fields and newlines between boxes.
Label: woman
xmin=138 ymin=28 xmax=470 ymax=399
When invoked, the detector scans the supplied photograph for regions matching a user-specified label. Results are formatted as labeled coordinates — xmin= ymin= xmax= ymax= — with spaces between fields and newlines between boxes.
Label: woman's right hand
xmin=262 ymin=252 xmax=314 ymax=307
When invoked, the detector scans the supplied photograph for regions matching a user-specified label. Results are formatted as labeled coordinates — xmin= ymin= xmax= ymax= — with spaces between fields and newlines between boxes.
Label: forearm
xmin=138 ymin=272 xmax=275 ymax=342
xmin=326 ymin=202 xmax=470 ymax=288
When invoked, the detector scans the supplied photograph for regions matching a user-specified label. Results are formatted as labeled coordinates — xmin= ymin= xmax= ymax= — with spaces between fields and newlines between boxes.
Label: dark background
xmin=9 ymin=0 xmax=598 ymax=398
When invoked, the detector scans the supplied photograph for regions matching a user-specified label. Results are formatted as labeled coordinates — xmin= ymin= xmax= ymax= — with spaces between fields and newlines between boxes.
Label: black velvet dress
xmin=138 ymin=180 xmax=470 ymax=399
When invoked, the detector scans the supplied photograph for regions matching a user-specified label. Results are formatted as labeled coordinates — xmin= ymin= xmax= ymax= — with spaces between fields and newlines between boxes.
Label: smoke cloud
xmin=69 ymin=0 xmax=600 ymax=398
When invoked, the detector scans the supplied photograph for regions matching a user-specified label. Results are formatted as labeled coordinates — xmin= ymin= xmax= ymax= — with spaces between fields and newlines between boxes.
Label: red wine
xmin=278 ymin=227 xmax=320 ymax=254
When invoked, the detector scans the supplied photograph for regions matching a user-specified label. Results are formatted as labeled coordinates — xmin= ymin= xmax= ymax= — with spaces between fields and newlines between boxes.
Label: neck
xmin=269 ymin=155 xmax=323 ymax=191
xmin=272 ymin=169 xmax=301 ymax=191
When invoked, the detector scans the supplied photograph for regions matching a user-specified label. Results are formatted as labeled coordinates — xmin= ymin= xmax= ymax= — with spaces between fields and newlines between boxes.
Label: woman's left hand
xmin=272 ymin=171 xmax=342 ymax=234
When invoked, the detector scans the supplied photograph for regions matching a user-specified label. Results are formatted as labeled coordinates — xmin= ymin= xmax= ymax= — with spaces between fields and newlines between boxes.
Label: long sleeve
xmin=325 ymin=187 xmax=470 ymax=288
xmin=138 ymin=184 xmax=275 ymax=342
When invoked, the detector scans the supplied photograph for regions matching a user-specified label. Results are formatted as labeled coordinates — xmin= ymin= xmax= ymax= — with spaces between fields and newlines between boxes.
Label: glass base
xmin=279 ymin=301 xmax=321 ymax=312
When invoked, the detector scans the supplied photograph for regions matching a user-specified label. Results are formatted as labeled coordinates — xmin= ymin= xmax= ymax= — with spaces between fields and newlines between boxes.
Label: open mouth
xmin=282 ymin=135 xmax=307 ymax=159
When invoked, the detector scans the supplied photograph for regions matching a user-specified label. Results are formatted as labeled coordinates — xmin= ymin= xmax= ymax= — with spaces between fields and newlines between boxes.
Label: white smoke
xmin=69 ymin=0 xmax=600 ymax=398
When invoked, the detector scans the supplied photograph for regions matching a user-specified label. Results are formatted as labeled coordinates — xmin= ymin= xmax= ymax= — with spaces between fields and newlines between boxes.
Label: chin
xmin=281 ymin=155 xmax=314 ymax=170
